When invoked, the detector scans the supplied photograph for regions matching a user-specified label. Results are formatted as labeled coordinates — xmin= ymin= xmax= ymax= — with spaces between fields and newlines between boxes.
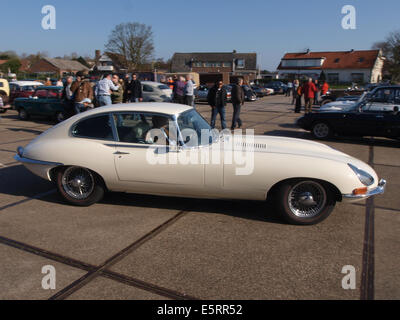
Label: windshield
xmin=177 ymin=109 xmax=218 ymax=147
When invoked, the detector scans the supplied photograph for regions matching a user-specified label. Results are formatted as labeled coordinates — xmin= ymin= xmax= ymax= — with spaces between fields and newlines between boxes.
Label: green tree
xmin=105 ymin=22 xmax=154 ymax=71
xmin=0 ymin=58 xmax=21 ymax=74
xmin=373 ymin=30 xmax=400 ymax=81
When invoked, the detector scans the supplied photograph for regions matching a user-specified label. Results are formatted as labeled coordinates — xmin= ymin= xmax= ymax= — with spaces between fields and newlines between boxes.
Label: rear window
xmin=0 ymin=83 xmax=3 ymax=88
xmin=158 ymin=84 xmax=169 ymax=90
xmin=72 ymin=115 xmax=114 ymax=140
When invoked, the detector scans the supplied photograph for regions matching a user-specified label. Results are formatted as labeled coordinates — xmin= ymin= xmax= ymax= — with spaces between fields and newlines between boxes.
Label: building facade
xmin=170 ymin=51 xmax=257 ymax=85
xmin=277 ymin=49 xmax=385 ymax=84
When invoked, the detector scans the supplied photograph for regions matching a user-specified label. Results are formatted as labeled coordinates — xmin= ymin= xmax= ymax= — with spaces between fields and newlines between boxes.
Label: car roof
xmin=141 ymin=81 xmax=168 ymax=87
xmin=75 ymin=103 xmax=193 ymax=117
xmin=10 ymin=81 xmax=43 ymax=86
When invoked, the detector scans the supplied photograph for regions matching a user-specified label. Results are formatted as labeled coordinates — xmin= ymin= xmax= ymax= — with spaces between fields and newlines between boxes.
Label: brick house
xmin=277 ymin=49 xmax=385 ymax=84
xmin=170 ymin=51 xmax=257 ymax=85
xmin=29 ymin=58 xmax=89 ymax=77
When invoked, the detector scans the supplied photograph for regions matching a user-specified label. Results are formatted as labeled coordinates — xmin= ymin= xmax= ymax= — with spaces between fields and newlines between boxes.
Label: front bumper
xmin=342 ymin=179 xmax=386 ymax=201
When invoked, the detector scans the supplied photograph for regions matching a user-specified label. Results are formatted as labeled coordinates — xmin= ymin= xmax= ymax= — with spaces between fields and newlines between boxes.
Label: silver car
xmin=141 ymin=81 xmax=173 ymax=102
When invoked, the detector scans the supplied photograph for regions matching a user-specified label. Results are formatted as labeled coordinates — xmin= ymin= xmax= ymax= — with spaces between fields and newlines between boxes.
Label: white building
xmin=277 ymin=49 xmax=385 ymax=84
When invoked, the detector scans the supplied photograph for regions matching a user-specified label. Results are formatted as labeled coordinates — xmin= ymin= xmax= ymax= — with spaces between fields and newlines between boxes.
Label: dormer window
xmin=334 ymin=58 xmax=340 ymax=63
xmin=358 ymin=57 xmax=365 ymax=62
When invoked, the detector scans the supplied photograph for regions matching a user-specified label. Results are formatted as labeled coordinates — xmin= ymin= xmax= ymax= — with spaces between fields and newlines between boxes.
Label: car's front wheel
xmin=18 ymin=108 xmax=29 ymax=120
xmin=312 ymin=122 xmax=331 ymax=139
xmin=275 ymin=179 xmax=336 ymax=225
xmin=56 ymin=166 xmax=105 ymax=206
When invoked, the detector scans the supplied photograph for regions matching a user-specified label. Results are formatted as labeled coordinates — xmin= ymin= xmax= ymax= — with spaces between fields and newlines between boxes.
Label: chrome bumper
xmin=343 ymin=179 xmax=387 ymax=200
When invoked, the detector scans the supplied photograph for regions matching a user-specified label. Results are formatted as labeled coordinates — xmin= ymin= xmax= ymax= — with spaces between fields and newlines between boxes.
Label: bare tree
xmin=105 ymin=22 xmax=154 ymax=71
xmin=373 ymin=30 xmax=400 ymax=82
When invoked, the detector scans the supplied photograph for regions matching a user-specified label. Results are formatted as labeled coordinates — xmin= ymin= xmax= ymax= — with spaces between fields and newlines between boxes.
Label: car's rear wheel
xmin=312 ymin=122 xmax=331 ymax=139
xmin=18 ymin=108 xmax=29 ymax=120
xmin=56 ymin=166 xmax=105 ymax=206
xmin=275 ymin=179 xmax=336 ymax=225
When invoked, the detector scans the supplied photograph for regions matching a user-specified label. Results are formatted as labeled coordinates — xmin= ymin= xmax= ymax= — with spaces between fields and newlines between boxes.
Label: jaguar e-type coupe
xmin=15 ymin=103 xmax=386 ymax=225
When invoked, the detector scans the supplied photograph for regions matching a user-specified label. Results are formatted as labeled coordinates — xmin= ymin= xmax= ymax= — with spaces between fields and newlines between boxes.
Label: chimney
xmin=349 ymin=49 xmax=354 ymax=53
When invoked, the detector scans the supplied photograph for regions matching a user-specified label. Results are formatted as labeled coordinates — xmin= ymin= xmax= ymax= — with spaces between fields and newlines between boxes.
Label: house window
xmin=222 ymin=62 xmax=232 ymax=67
xmin=204 ymin=62 xmax=221 ymax=67
xmin=236 ymin=59 xmax=245 ymax=68
xmin=334 ymin=58 xmax=340 ymax=63
xmin=351 ymin=73 xmax=364 ymax=83
xmin=358 ymin=57 xmax=365 ymax=63
xmin=327 ymin=73 xmax=339 ymax=83
xmin=193 ymin=62 xmax=202 ymax=67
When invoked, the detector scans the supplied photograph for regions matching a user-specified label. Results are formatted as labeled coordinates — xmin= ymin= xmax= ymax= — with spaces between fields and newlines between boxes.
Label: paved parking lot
xmin=0 ymin=95 xmax=398 ymax=300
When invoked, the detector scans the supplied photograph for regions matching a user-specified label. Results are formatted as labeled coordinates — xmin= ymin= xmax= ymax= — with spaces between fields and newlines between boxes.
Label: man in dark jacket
xmin=207 ymin=80 xmax=227 ymax=129
xmin=70 ymin=71 xmax=93 ymax=114
xmin=128 ymin=73 xmax=143 ymax=102
xmin=230 ymin=78 xmax=245 ymax=130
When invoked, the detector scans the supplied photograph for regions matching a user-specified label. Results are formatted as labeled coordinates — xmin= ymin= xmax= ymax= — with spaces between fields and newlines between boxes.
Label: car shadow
xmin=0 ymin=113 xmax=56 ymax=126
xmin=0 ymin=165 xmax=285 ymax=225
xmin=6 ymin=128 xmax=44 ymax=135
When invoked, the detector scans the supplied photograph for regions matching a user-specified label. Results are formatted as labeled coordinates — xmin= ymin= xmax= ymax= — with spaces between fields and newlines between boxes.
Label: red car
xmin=9 ymin=81 xmax=43 ymax=104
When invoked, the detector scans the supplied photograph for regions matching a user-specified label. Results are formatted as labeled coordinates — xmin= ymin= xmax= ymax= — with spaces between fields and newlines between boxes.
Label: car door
xmin=112 ymin=112 xmax=205 ymax=197
xmin=367 ymin=88 xmax=395 ymax=112
xmin=43 ymin=88 xmax=64 ymax=116
xmin=341 ymin=108 xmax=383 ymax=136
xmin=25 ymin=89 xmax=48 ymax=115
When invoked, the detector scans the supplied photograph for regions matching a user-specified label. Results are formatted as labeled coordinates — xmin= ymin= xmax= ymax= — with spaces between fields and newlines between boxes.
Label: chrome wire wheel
xmin=312 ymin=123 xmax=330 ymax=138
xmin=288 ymin=181 xmax=327 ymax=218
xmin=61 ymin=167 xmax=95 ymax=200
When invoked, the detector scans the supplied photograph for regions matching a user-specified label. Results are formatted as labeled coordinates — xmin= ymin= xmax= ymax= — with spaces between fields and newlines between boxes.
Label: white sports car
xmin=15 ymin=103 xmax=386 ymax=225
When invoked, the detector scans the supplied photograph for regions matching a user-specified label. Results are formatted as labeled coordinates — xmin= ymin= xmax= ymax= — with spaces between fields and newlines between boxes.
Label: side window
xmin=142 ymin=85 xmax=154 ymax=92
xmin=395 ymin=90 xmax=400 ymax=104
xmin=113 ymin=113 xmax=174 ymax=145
xmin=48 ymin=89 xmax=61 ymax=99
xmin=72 ymin=115 xmax=114 ymax=140
xmin=34 ymin=90 xmax=48 ymax=98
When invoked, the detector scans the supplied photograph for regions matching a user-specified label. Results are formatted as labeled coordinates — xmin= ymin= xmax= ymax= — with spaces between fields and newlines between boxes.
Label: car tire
xmin=18 ymin=108 xmax=29 ymax=120
xmin=275 ymin=179 xmax=336 ymax=225
xmin=56 ymin=166 xmax=105 ymax=206
xmin=312 ymin=122 xmax=332 ymax=139
xmin=55 ymin=111 xmax=66 ymax=123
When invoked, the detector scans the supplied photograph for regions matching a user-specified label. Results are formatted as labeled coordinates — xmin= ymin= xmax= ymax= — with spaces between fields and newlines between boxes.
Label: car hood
xmin=230 ymin=135 xmax=368 ymax=167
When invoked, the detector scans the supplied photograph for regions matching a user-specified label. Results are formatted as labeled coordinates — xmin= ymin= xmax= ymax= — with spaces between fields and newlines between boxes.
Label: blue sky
xmin=1 ymin=0 xmax=399 ymax=70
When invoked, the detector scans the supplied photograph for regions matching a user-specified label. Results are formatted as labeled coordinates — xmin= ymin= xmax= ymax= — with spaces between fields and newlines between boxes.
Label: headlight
xmin=348 ymin=163 xmax=374 ymax=186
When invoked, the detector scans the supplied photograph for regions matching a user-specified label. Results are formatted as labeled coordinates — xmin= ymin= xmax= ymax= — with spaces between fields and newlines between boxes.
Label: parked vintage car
xmin=297 ymin=98 xmax=400 ymax=140
xmin=14 ymin=86 xmax=70 ymax=123
xmin=264 ymin=81 xmax=288 ymax=95
xmin=9 ymin=81 xmax=43 ymax=104
xmin=0 ymin=78 xmax=10 ymax=113
xmin=14 ymin=103 xmax=386 ymax=225
xmin=251 ymin=85 xmax=268 ymax=97
xmin=242 ymin=85 xmax=257 ymax=101
xmin=319 ymin=86 xmax=400 ymax=113
xmin=141 ymin=81 xmax=173 ymax=102
xmin=194 ymin=85 xmax=209 ymax=102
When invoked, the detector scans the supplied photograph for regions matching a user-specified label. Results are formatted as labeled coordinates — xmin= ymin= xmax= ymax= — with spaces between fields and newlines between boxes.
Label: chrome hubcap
xmin=288 ymin=181 xmax=326 ymax=218
xmin=313 ymin=123 xmax=329 ymax=138
xmin=62 ymin=167 xmax=94 ymax=200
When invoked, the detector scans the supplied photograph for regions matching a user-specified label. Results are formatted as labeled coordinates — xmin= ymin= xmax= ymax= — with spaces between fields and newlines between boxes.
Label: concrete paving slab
xmin=0 ymin=192 xmax=181 ymax=265
xmin=0 ymin=243 xmax=85 ymax=299
xmin=67 ymin=277 xmax=167 ymax=300
xmin=373 ymin=165 xmax=400 ymax=211
xmin=111 ymin=201 xmax=365 ymax=300
xmin=374 ymin=208 xmax=400 ymax=300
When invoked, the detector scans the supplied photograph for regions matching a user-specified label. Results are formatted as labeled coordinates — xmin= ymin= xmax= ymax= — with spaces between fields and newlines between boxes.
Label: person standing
xmin=122 ymin=74 xmax=131 ymax=103
xmin=44 ymin=77 xmax=52 ymax=86
xmin=128 ymin=73 xmax=143 ymax=103
xmin=184 ymin=74 xmax=195 ymax=108
xmin=313 ymin=79 xmax=320 ymax=105
xmin=95 ymin=73 xmax=119 ymax=107
xmin=61 ymin=76 xmax=75 ymax=116
xmin=173 ymin=76 xmax=186 ymax=104
xmin=111 ymin=75 xmax=124 ymax=104
xmin=207 ymin=80 xmax=227 ymax=129
xmin=286 ymin=81 xmax=293 ymax=97
xmin=321 ymin=81 xmax=329 ymax=95
xmin=303 ymin=78 xmax=317 ymax=113
xmin=70 ymin=71 xmax=93 ymax=113
xmin=295 ymin=81 xmax=304 ymax=113
xmin=291 ymin=79 xmax=299 ymax=105
xmin=230 ymin=78 xmax=245 ymax=130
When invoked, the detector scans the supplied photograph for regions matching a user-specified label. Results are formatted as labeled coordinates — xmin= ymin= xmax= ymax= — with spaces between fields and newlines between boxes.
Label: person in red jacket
xmin=321 ymin=81 xmax=329 ymax=95
xmin=303 ymin=78 xmax=317 ymax=113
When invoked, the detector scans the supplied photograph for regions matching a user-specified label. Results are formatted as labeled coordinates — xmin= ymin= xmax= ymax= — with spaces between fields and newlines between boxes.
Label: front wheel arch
xmin=266 ymin=178 xmax=342 ymax=203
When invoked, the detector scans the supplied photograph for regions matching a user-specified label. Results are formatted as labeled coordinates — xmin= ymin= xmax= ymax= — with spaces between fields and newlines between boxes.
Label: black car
xmin=241 ymin=85 xmax=257 ymax=101
xmin=264 ymin=81 xmax=288 ymax=95
xmin=297 ymin=100 xmax=400 ymax=140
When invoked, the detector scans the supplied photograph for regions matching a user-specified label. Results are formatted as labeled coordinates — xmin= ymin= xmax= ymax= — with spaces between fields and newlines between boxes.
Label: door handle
xmin=114 ymin=151 xmax=130 ymax=155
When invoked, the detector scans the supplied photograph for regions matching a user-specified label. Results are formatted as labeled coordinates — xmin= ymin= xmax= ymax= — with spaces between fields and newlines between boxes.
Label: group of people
xmin=162 ymin=75 xmax=196 ymax=107
xmin=207 ymin=78 xmax=245 ymax=131
xmin=61 ymin=71 xmax=145 ymax=115
xmin=288 ymin=78 xmax=329 ymax=113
